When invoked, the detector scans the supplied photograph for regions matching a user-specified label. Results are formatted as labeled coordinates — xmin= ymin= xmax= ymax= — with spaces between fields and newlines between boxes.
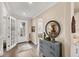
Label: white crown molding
xmin=3 ymin=2 xmax=58 ymax=20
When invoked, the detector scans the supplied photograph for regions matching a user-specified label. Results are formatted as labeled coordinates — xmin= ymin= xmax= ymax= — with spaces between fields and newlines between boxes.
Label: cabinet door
xmin=71 ymin=44 xmax=79 ymax=57
xmin=6 ymin=16 xmax=17 ymax=51
xmin=0 ymin=22 xmax=3 ymax=56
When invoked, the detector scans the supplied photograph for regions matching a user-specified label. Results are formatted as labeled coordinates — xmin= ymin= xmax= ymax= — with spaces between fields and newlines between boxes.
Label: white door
xmin=6 ymin=16 xmax=17 ymax=51
xmin=17 ymin=20 xmax=29 ymax=43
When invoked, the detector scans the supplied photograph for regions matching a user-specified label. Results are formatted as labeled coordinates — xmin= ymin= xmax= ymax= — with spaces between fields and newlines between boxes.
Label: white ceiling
xmin=4 ymin=2 xmax=57 ymax=19
xmin=74 ymin=2 xmax=79 ymax=13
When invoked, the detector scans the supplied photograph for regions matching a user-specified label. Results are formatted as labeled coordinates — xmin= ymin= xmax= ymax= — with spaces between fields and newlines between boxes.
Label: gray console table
xmin=40 ymin=40 xmax=62 ymax=57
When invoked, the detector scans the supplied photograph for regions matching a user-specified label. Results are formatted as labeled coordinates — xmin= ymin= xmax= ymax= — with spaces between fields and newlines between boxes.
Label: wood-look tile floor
xmin=3 ymin=42 xmax=38 ymax=57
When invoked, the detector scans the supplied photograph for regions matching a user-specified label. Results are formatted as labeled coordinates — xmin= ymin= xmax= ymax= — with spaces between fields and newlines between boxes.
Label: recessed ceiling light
xmin=28 ymin=2 xmax=32 ymax=4
xmin=22 ymin=12 xmax=26 ymax=16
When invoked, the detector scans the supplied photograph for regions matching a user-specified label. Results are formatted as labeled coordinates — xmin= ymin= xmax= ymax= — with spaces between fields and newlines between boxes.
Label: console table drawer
xmin=40 ymin=40 xmax=62 ymax=57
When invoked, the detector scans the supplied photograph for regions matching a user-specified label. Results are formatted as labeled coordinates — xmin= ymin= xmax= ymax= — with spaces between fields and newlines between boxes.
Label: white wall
xmin=31 ymin=19 xmax=38 ymax=44
xmin=64 ymin=3 xmax=71 ymax=57
xmin=75 ymin=13 xmax=79 ymax=33
xmin=0 ymin=2 xmax=8 ymax=56
xmin=32 ymin=2 xmax=71 ymax=57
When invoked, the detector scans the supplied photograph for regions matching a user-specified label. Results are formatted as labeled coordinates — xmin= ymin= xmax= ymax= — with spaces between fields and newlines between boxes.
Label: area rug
xmin=15 ymin=43 xmax=32 ymax=53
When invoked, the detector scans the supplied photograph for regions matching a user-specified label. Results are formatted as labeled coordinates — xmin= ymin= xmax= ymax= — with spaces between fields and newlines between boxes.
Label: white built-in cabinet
xmin=3 ymin=16 xmax=29 ymax=51
xmin=6 ymin=16 xmax=17 ymax=51
xmin=0 ymin=22 xmax=3 ymax=56
xmin=0 ymin=11 xmax=3 ymax=56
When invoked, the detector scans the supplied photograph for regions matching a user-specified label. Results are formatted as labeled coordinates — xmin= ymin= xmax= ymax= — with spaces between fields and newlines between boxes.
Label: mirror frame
xmin=45 ymin=20 xmax=61 ymax=38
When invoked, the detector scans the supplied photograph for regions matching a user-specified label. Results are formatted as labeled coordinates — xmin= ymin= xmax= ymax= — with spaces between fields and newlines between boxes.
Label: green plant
xmin=45 ymin=36 xmax=51 ymax=41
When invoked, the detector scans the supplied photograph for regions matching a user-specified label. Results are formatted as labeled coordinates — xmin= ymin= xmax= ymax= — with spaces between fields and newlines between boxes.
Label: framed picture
xmin=31 ymin=26 xmax=35 ymax=32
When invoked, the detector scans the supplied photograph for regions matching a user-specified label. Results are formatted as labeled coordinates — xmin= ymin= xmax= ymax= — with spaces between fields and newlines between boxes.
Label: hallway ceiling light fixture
xmin=28 ymin=2 xmax=33 ymax=4
xmin=22 ymin=12 xmax=26 ymax=17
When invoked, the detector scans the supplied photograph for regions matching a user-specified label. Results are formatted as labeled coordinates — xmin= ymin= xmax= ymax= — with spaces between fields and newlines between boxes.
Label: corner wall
xmin=32 ymin=2 xmax=71 ymax=57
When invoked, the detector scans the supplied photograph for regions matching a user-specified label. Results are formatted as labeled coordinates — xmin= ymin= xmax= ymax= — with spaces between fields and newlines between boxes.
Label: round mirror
xmin=45 ymin=20 xmax=61 ymax=39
